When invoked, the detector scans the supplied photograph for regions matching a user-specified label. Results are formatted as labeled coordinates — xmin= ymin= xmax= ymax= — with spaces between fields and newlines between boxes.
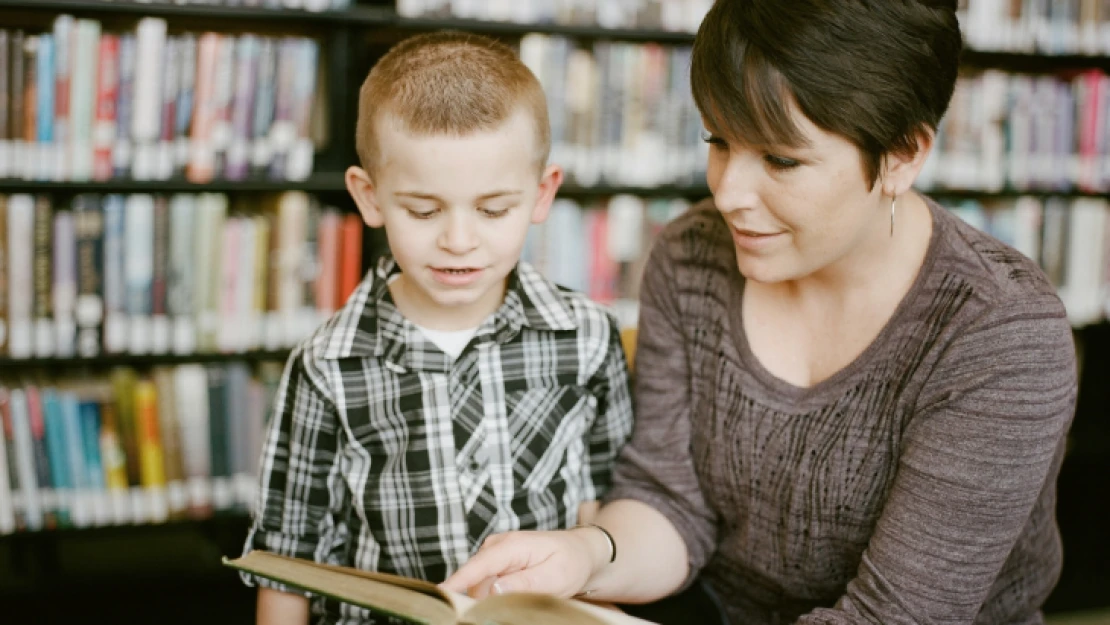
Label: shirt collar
xmin=318 ymin=255 xmax=578 ymax=369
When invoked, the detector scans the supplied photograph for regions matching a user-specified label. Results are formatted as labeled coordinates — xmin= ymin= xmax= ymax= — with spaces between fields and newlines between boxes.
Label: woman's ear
xmin=882 ymin=128 xmax=935 ymax=197
xmin=346 ymin=165 xmax=385 ymax=228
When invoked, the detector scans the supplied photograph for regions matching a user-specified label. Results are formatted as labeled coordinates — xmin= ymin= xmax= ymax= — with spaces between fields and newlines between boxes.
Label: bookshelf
xmin=1 ymin=1 xmax=1108 ymax=623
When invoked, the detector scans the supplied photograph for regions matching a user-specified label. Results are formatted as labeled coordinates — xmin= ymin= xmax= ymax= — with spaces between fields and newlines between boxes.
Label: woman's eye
xmin=700 ymin=131 xmax=728 ymax=150
xmin=764 ymin=154 xmax=801 ymax=170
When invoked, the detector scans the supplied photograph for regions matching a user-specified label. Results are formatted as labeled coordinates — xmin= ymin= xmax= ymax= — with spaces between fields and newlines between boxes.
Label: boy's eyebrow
xmin=394 ymin=190 xmax=523 ymax=201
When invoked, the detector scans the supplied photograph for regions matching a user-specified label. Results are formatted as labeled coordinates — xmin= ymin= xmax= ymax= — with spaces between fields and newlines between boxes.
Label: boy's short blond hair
xmin=355 ymin=31 xmax=551 ymax=176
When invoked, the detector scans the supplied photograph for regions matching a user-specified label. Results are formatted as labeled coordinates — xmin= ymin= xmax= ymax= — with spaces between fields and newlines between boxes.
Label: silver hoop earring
xmin=890 ymin=195 xmax=897 ymax=237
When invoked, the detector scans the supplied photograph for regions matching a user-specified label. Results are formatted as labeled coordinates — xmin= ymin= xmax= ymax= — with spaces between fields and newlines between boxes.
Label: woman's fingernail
xmin=492 ymin=581 xmax=505 ymax=595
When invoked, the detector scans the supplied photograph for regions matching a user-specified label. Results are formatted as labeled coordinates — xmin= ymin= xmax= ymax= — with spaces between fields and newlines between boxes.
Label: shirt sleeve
xmin=798 ymin=302 xmax=1077 ymax=625
xmin=603 ymin=241 xmax=720 ymax=587
xmin=241 ymin=347 xmax=352 ymax=594
xmin=579 ymin=310 xmax=635 ymax=502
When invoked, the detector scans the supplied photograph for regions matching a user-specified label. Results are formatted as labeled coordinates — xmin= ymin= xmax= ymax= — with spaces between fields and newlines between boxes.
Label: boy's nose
xmin=438 ymin=212 xmax=480 ymax=254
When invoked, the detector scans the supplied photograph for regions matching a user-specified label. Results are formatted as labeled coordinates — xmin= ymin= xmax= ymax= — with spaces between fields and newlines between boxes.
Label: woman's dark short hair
xmin=691 ymin=0 xmax=962 ymax=187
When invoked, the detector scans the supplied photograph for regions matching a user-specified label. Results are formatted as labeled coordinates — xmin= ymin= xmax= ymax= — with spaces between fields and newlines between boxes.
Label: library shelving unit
xmin=0 ymin=2 xmax=1108 ymax=625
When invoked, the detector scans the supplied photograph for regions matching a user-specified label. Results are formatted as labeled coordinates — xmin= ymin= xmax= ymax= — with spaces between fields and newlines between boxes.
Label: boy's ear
xmin=881 ymin=127 xmax=935 ymax=196
xmin=345 ymin=165 xmax=385 ymax=228
xmin=530 ymin=163 xmax=564 ymax=225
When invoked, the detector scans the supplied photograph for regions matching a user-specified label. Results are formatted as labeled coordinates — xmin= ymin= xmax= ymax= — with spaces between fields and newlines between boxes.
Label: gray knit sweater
xmin=606 ymin=197 xmax=1078 ymax=625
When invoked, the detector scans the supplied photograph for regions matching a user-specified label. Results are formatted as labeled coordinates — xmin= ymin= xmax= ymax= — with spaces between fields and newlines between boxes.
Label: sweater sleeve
xmin=799 ymin=299 xmax=1077 ymax=625
xmin=604 ymin=239 xmax=720 ymax=587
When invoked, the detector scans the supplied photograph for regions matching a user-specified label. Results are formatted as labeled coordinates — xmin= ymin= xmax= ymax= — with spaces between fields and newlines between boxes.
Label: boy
xmin=243 ymin=32 xmax=634 ymax=625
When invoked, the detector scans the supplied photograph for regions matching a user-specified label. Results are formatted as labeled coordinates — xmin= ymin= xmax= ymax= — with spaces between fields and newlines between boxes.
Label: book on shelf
xmin=940 ymin=194 xmax=1110 ymax=326
xmin=0 ymin=359 xmax=284 ymax=534
xmin=958 ymin=0 xmax=1110 ymax=56
xmin=395 ymin=0 xmax=712 ymax=34
xmin=1 ymin=18 xmax=322 ymax=183
xmin=0 ymin=190 xmax=361 ymax=359
xmin=917 ymin=68 xmax=1110 ymax=194
xmin=225 ymin=550 xmax=651 ymax=625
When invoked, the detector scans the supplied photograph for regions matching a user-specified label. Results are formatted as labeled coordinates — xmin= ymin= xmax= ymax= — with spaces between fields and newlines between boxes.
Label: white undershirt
xmin=413 ymin=324 xmax=479 ymax=360
xmin=388 ymin=274 xmax=479 ymax=359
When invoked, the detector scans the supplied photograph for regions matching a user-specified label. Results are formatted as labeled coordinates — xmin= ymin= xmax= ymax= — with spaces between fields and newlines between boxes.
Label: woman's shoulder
xmin=925 ymin=197 xmax=1066 ymax=320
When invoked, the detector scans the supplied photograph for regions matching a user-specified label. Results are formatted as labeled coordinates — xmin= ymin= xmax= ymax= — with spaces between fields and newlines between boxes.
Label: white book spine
xmin=7 ymin=195 xmax=35 ymax=359
xmin=125 ymin=194 xmax=155 ymax=355
xmin=8 ymin=390 xmax=43 ymax=531
xmin=70 ymin=20 xmax=101 ymax=182
xmin=52 ymin=211 xmax=78 ymax=358
xmin=174 ymin=365 xmax=212 ymax=512
xmin=131 ymin=18 xmax=167 ymax=181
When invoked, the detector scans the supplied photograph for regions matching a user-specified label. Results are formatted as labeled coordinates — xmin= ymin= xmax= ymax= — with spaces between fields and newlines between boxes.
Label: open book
xmin=224 ymin=550 xmax=653 ymax=625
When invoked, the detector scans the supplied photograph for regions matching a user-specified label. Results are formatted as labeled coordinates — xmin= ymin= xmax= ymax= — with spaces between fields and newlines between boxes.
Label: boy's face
xmin=346 ymin=108 xmax=563 ymax=331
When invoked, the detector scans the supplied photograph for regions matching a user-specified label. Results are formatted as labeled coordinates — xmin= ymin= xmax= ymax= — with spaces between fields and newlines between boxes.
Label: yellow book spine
xmin=135 ymin=381 xmax=166 ymax=488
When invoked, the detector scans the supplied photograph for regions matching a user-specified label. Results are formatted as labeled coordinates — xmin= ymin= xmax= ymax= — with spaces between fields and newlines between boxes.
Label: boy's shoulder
xmin=297 ymin=268 xmax=384 ymax=364
xmin=515 ymin=261 xmax=620 ymax=337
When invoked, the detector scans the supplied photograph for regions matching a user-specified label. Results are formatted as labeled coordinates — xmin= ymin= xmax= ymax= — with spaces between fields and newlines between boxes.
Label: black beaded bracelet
xmin=575 ymin=523 xmax=617 ymax=563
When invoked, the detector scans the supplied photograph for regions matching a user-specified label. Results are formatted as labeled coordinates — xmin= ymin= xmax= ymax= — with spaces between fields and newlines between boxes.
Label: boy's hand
xmin=441 ymin=528 xmax=607 ymax=599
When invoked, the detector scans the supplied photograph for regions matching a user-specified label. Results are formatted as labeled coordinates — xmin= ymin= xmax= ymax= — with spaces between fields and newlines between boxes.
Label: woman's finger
xmin=440 ymin=537 xmax=530 ymax=592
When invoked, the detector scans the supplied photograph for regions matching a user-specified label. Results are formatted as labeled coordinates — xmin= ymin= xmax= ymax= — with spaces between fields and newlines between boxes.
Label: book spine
xmin=77 ymin=401 xmax=111 ymax=526
xmin=36 ymin=34 xmax=55 ymax=182
xmin=40 ymin=390 xmax=71 ymax=528
xmin=187 ymin=33 xmax=219 ymax=183
xmin=97 ymin=401 xmax=131 ymax=525
xmin=70 ymin=20 xmax=100 ymax=182
xmin=124 ymin=194 xmax=154 ymax=355
xmin=113 ymin=34 xmax=136 ymax=179
xmin=20 ymin=36 xmax=37 ymax=182
xmin=6 ymin=194 xmax=34 ymax=358
xmin=226 ymin=35 xmax=259 ymax=181
xmin=10 ymin=31 xmax=25 ymax=184
xmin=93 ymin=35 xmax=119 ymax=182
xmin=168 ymin=194 xmax=197 ymax=354
xmin=134 ymin=381 xmax=168 ymax=523
xmin=32 ymin=196 xmax=54 ymax=357
xmin=0 ymin=197 xmax=7 ymax=355
xmin=101 ymin=194 xmax=127 ymax=354
xmin=151 ymin=196 xmax=171 ymax=354
xmin=0 ymin=30 xmax=9 ymax=179
xmin=8 ymin=389 xmax=44 ymax=531
xmin=24 ymin=388 xmax=56 ymax=528
xmin=74 ymin=194 xmax=104 ymax=357
xmin=174 ymin=364 xmax=211 ymax=517
xmin=52 ymin=16 xmax=72 ymax=182
xmin=174 ymin=34 xmax=197 ymax=176
xmin=52 ymin=209 xmax=78 ymax=358
xmin=131 ymin=18 xmax=167 ymax=181
xmin=156 ymin=36 xmax=179 ymax=181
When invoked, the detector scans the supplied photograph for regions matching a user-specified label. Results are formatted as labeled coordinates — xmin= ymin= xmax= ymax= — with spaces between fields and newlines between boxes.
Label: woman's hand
xmin=441 ymin=527 xmax=609 ymax=599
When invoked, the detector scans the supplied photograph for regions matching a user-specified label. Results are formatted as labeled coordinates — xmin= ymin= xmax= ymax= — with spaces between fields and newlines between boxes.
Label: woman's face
xmin=705 ymin=104 xmax=890 ymax=285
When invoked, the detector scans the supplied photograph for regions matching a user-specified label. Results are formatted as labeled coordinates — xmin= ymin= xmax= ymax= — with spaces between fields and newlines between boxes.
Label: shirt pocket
xmin=504 ymin=385 xmax=596 ymax=492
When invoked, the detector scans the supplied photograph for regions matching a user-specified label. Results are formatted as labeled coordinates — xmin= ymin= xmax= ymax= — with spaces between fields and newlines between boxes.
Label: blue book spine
xmin=41 ymin=390 xmax=71 ymax=526
xmin=78 ymin=402 xmax=104 ymax=491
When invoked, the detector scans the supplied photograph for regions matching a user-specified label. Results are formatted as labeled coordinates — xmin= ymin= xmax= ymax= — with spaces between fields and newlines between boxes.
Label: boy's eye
xmin=764 ymin=154 xmax=801 ymax=170
xmin=700 ymin=131 xmax=728 ymax=150
xmin=478 ymin=206 xmax=511 ymax=218
xmin=405 ymin=208 xmax=438 ymax=219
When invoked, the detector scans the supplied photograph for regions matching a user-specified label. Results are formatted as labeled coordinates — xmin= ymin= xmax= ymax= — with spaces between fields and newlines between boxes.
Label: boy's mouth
xmin=430 ymin=266 xmax=485 ymax=286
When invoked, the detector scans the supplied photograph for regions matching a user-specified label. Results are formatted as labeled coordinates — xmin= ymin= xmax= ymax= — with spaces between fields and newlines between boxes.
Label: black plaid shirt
xmin=243 ymin=256 xmax=633 ymax=624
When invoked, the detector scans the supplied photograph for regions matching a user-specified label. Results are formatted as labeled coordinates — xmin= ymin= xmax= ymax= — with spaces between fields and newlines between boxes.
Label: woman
xmin=443 ymin=1 xmax=1078 ymax=623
